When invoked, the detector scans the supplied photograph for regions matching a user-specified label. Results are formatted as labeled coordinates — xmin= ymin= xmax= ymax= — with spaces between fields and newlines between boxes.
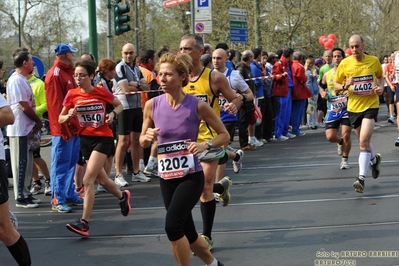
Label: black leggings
xmin=160 ymin=171 xmax=204 ymax=243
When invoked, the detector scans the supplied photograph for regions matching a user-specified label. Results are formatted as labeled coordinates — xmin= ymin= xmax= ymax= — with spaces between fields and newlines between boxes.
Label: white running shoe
xmin=285 ymin=133 xmax=296 ymax=139
xmin=249 ymin=137 xmax=264 ymax=147
xmin=340 ymin=160 xmax=350 ymax=170
xmin=132 ymin=171 xmax=151 ymax=182
xmin=115 ymin=173 xmax=129 ymax=187
xmin=232 ymin=149 xmax=244 ymax=173
xmin=277 ymin=135 xmax=289 ymax=141
xmin=30 ymin=183 xmax=44 ymax=195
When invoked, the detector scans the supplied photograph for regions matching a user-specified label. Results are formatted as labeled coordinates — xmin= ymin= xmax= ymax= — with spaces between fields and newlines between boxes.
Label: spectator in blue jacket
xmin=248 ymin=48 xmax=265 ymax=147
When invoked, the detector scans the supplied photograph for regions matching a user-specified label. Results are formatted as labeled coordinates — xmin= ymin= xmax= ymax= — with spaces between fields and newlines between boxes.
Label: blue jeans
xmin=50 ymin=135 xmax=80 ymax=205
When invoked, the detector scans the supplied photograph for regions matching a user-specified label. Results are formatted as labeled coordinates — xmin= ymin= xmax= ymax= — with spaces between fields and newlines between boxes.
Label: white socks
xmin=358 ymin=151 xmax=371 ymax=177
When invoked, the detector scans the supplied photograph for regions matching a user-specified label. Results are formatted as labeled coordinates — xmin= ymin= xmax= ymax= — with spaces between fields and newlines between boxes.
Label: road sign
xmin=230 ymin=29 xmax=248 ymax=35
xmin=195 ymin=0 xmax=212 ymax=34
xmin=228 ymin=7 xmax=247 ymax=16
xmin=230 ymin=21 xmax=247 ymax=28
xmin=231 ymin=35 xmax=248 ymax=43
xmin=195 ymin=22 xmax=205 ymax=33
xmin=195 ymin=20 xmax=212 ymax=34
xmin=32 ymin=56 xmax=45 ymax=79
xmin=229 ymin=15 xmax=246 ymax=22
xmin=229 ymin=7 xmax=248 ymax=43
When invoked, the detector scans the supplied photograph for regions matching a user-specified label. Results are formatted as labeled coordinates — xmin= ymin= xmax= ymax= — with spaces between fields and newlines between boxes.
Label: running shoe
xmin=337 ymin=143 xmax=343 ymax=156
xmin=249 ymin=137 xmax=264 ymax=147
xmin=27 ymin=195 xmax=41 ymax=204
xmin=30 ymin=182 xmax=44 ymax=195
xmin=217 ymin=262 xmax=225 ymax=266
xmin=295 ymin=131 xmax=306 ymax=137
xmin=285 ymin=133 xmax=296 ymax=139
xmin=277 ymin=135 xmax=289 ymax=141
xmin=131 ymin=171 xmax=151 ymax=182
xmin=217 ymin=177 xmax=232 ymax=207
xmin=340 ymin=160 xmax=350 ymax=170
xmin=119 ymin=190 xmax=132 ymax=216
xmin=66 ymin=219 xmax=89 ymax=237
xmin=144 ymin=163 xmax=158 ymax=177
xmin=16 ymin=198 xmax=39 ymax=208
xmin=370 ymin=153 xmax=381 ymax=179
xmin=201 ymin=234 xmax=213 ymax=251
xmin=353 ymin=176 xmax=365 ymax=193
xmin=395 ymin=137 xmax=399 ymax=147
xmin=52 ymin=203 xmax=72 ymax=213
xmin=115 ymin=173 xmax=129 ymax=187
xmin=232 ymin=149 xmax=244 ymax=173
xmin=388 ymin=116 xmax=395 ymax=124
xmin=44 ymin=180 xmax=51 ymax=196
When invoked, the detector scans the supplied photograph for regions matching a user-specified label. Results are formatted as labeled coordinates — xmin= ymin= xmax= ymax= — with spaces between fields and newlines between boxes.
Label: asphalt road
xmin=1 ymin=104 xmax=399 ymax=266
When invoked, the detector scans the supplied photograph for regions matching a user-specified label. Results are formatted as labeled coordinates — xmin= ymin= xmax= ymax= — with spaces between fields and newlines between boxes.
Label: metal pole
xmin=18 ymin=0 xmax=21 ymax=47
xmin=88 ymin=0 xmax=98 ymax=63
xmin=191 ymin=0 xmax=195 ymax=34
xmin=135 ymin=0 xmax=139 ymax=52
xmin=106 ymin=0 xmax=112 ymax=58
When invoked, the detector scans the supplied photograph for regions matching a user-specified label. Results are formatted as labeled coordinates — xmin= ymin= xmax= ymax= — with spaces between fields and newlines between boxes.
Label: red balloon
xmin=324 ymin=42 xmax=334 ymax=50
xmin=345 ymin=48 xmax=352 ymax=55
xmin=327 ymin=38 xmax=335 ymax=45
xmin=319 ymin=36 xmax=327 ymax=46
xmin=327 ymin=33 xmax=337 ymax=43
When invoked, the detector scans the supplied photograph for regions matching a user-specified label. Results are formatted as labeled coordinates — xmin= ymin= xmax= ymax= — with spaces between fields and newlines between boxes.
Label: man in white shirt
xmin=6 ymin=50 xmax=42 ymax=208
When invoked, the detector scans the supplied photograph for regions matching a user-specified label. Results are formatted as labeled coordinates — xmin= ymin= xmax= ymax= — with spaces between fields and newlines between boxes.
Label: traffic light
xmin=114 ymin=2 xmax=131 ymax=36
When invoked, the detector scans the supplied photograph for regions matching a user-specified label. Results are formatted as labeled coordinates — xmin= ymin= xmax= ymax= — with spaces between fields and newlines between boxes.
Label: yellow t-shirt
xmin=182 ymin=67 xmax=219 ymax=143
xmin=334 ymin=54 xmax=383 ymax=113
xmin=326 ymin=69 xmax=336 ymax=96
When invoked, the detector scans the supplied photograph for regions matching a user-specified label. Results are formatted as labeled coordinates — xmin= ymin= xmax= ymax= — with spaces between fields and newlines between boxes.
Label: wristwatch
xmin=342 ymin=84 xmax=347 ymax=91
xmin=206 ymin=140 xmax=213 ymax=150
xmin=137 ymin=80 xmax=141 ymax=89
xmin=242 ymin=94 xmax=248 ymax=101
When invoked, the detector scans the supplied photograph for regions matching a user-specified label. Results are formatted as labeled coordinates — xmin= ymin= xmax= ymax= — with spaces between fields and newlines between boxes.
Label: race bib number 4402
xmin=157 ymin=140 xmax=195 ymax=179
xmin=352 ymin=75 xmax=374 ymax=96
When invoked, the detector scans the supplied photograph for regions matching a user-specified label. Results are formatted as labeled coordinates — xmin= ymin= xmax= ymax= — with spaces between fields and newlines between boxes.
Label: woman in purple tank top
xmin=140 ymin=53 xmax=228 ymax=266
